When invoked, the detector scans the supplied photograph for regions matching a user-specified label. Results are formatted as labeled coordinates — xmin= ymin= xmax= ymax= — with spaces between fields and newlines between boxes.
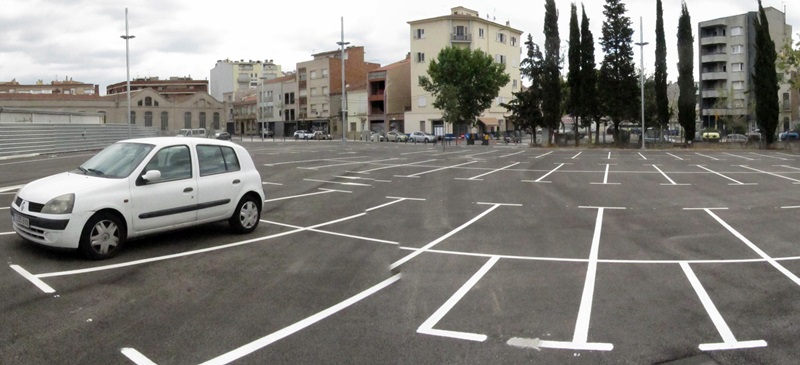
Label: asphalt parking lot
xmin=2 ymin=141 xmax=800 ymax=364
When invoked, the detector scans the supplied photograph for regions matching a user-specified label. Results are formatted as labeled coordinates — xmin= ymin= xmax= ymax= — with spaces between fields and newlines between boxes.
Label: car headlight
xmin=41 ymin=193 xmax=75 ymax=214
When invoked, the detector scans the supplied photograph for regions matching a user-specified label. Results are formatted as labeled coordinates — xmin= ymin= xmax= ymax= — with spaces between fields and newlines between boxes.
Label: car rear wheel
xmin=230 ymin=195 xmax=261 ymax=233
xmin=79 ymin=212 xmax=125 ymax=260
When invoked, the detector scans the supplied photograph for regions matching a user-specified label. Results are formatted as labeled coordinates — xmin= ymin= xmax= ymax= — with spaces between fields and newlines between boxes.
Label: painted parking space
xmin=3 ymin=145 xmax=800 ymax=364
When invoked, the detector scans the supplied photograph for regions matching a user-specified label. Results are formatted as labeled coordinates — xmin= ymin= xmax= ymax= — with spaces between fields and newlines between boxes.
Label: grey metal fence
xmin=0 ymin=124 xmax=159 ymax=158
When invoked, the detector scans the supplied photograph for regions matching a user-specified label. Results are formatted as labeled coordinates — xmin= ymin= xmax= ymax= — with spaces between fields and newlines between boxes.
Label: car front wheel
xmin=230 ymin=195 xmax=261 ymax=233
xmin=79 ymin=212 xmax=125 ymax=260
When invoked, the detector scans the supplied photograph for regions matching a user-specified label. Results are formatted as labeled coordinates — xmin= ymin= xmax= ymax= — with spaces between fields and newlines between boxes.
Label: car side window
xmin=197 ymin=145 xmax=240 ymax=176
xmin=144 ymin=145 xmax=192 ymax=181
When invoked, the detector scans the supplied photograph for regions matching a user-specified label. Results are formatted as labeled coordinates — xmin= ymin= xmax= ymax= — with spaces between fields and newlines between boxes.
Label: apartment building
xmin=367 ymin=54 xmax=411 ymax=134
xmin=0 ymin=78 xmax=99 ymax=95
xmin=405 ymin=6 xmax=523 ymax=136
xmin=295 ymin=46 xmax=380 ymax=138
xmin=232 ymin=94 xmax=258 ymax=135
xmin=698 ymin=7 xmax=795 ymax=133
xmin=107 ymin=76 xmax=208 ymax=98
xmin=260 ymin=73 xmax=298 ymax=137
xmin=210 ymin=59 xmax=283 ymax=102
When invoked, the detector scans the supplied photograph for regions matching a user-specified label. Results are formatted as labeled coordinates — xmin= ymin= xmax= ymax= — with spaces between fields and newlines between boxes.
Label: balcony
xmin=701 ymin=90 xmax=722 ymax=98
xmin=700 ymin=36 xmax=727 ymax=46
xmin=701 ymin=72 xmax=728 ymax=81
xmin=451 ymin=33 xmax=472 ymax=42
xmin=701 ymin=53 xmax=728 ymax=63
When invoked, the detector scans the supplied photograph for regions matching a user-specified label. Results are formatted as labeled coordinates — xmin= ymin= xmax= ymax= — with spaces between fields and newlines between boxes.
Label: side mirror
xmin=142 ymin=170 xmax=162 ymax=182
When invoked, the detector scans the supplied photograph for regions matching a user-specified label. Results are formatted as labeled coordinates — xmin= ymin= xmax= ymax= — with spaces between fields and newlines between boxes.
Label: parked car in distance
xmin=261 ymin=129 xmax=274 ymax=138
xmin=385 ymin=131 xmax=408 ymax=142
xmin=312 ymin=131 xmax=331 ymax=140
xmin=725 ymin=133 xmax=747 ymax=142
xmin=10 ymin=137 xmax=265 ymax=259
xmin=293 ymin=130 xmax=314 ymax=139
xmin=370 ymin=131 xmax=385 ymax=142
xmin=213 ymin=132 xmax=231 ymax=140
xmin=408 ymin=131 xmax=436 ymax=143
xmin=177 ymin=128 xmax=207 ymax=138
xmin=779 ymin=131 xmax=799 ymax=141
xmin=701 ymin=130 xmax=720 ymax=142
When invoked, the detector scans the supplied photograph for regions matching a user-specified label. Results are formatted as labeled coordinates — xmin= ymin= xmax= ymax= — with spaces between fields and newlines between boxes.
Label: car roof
xmin=121 ymin=136 xmax=236 ymax=148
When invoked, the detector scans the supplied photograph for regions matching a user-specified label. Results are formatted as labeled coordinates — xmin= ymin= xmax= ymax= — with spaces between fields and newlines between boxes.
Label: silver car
xmin=408 ymin=131 xmax=436 ymax=143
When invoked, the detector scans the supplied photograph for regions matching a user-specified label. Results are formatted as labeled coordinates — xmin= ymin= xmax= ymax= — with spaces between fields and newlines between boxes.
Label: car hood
xmin=20 ymin=172 xmax=117 ymax=201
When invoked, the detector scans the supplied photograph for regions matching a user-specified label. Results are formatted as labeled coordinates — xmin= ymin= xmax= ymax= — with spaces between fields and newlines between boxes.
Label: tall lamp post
xmin=337 ymin=17 xmax=349 ymax=146
xmin=121 ymin=8 xmax=135 ymax=139
xmin=635 ymin=16 xmax=648 ymax=150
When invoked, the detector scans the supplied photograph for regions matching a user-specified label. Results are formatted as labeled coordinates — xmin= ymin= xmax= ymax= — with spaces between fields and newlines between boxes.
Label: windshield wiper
xmin=87 ymin=168 xmax=105 ymax=176
xmin=77 ymin=167 xmax=89 ymax=175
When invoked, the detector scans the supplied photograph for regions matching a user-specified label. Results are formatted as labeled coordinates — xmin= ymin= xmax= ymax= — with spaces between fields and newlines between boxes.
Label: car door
xmin=130 ymin=145 xmax=198 ymax=233
xmin=195 ymin=144 xmax=243 ymax=222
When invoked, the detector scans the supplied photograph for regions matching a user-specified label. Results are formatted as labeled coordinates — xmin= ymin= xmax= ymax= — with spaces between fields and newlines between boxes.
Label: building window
xmin=130 ymin=111 xmax=136 ymax=125
xmin=731 ymin=45 xmax=743 ymax=54
xmin=414 ymin=28 xmax=425 ymax=39
xmin=496 ymin=54 xmax=507 ymax=65
xmin=418 ymin=96 xmax=426 ymax=107
xmin=310 ymin=70 xmax=318 ymax=79
xmin=184 ymin=112 xmax=192 ymax=128
xmin=322 ymin=69 xmax=328 ymax=78
xmin=311 ymin=88 xmax=318 ymax=96
xmin=511 ymin=36 xmax=517 ymax=46
xmin=479 ymin=28 xmax=485 ymax=38
xmin=497 ymin=33 xmax=506 ymax=43
xmin=144 ymin=111 xmax=153 ymax=127
xmin=213 ymin=113 xmax=220 ymax=129
xmin=732 ymin=62 xmax=744 ymax=72
xmin=513 ymin=79 xmax=518 ymax=88
xmin=322 ymin=86 xmax=328 ymax=95
xmin=161 ymin=112 xmax=168 ymax=130
xmin=419 ymin=121 xmax=425 ymax=132
xmin=144 ymin=97 xmax=153 ymax=106
xmin=416 ymin=52 xmax=425 ymax=63
xmin=322 ymin=103 xmax=328 ymax=113
xmin=732 ymin=81 xmax=744 ymax=90
xmin=731 ymin=26 xmax=743 ymax=36
xmin=199 ymin=112 xmax=206 ymax=128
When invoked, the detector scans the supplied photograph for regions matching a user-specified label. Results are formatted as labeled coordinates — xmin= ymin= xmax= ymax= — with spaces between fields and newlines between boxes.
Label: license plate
xmin=13 ymin=212 xmax=30 ymax=228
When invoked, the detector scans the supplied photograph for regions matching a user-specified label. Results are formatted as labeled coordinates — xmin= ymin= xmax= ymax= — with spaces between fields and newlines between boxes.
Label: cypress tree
xmin=568 ymin=3 xmax=581 ymax=146
xmin=753 ymin=0 xmax=779 ymax=144
xmin=654 ymin=0 xmax=669 ymax=131
xmin=677 ymin=1 xmax=696 ymax=143
xmin=579 ymin=4 xmax=599 ymax=143
xmin=542 ymin=0 xmax=562 ymax=144
xmin=600 ymin=0 xmax=639 ymax=144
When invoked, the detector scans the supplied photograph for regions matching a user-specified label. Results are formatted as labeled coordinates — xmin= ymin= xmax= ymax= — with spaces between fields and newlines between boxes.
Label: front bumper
xmin=10 ymin=207 xmax=81 ymax=249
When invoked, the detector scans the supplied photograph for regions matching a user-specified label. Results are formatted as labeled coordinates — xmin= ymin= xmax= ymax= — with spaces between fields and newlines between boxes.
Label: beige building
xmin=261 ymin=74 xmax=297 ymax=137
xmin=698 ymin=7 xmax=794 ymax=133
xmin=405 ymin=6 xmax=523 ymax=136
xmin=0 ymin=78 xmax=99 ymax=95
xmin=210 ymin=59 xmax=283 ymax=104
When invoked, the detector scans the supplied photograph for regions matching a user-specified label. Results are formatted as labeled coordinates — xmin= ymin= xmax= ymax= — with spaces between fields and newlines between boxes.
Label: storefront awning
xmin=478 ymin=117 xmax=499 ymax=126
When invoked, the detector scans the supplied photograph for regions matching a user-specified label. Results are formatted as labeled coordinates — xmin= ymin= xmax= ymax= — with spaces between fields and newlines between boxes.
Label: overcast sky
xmin=0 ymin=0 xmax=796 ymax=96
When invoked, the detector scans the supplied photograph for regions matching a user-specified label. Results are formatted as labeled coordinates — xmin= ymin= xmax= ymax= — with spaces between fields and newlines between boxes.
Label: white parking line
xmin=348 ymin=159 xmax=437 ymax=174
xmin=723 ymin=153 xmax=756 ymax=161
xmin=652 ymin=165 xmax=690 ymax=186
xmin=0 ymin=185 xmax=24 ymax=193
xmin=263 ymin=156 xmax=365 ymax=167
xmin=590 ymin=164 xmax=620 ymax=185
xmin=539 ymin=207 xmax=614 ymax=352
xmin=638 ymin=152 xmax=647 ymax=160
xmin=299 ymin=158 xmax=401 ymax=170
xmin=199 ymin=273 xmax=401 ymax=365
xmin=533 ymin=151 xmax=554 ymax=159
xmin=571 ymin=151 xmax=582 ymax=160
xmin=737 ymin=165 xmax=800 ymax=184
xmin=752 ymin=152 xmax=790 ymax=161
xmin=10 ymin=265 xmax=55 ymax=293
xmin=695 ymin=153 xmax=721 ymax=161
xmin=417 ymin=256 xmax=499 ymax=342
xmin=778 ymin=165 xmax=800 ymax=171
xmin=499 ymin=150 xmax=526 ymax=158
xmin=456 ymin=162 xmax=520 ymax=181
xmin=396 ymin=161 xmax=477 ymax=178
xmin=303 ymin=179 xmax=372 ymax=187
xmin=667 ymin=153 xmax=685 ymax=161
xmin=262 ymin=220 xmax=398 ymax=245
xmin=695 ymin=165 xmax=756 ymax=186
xmin=522 ymin=163 xmax=566 ymax=184
xmin=264 ymin=188 xmax=349 ymax=203
xmin=680 ymin=262 xmax=767 ymax=351
xmin=390 ymin=204 xmax=504 ymax=270
xmin=121 ymin=347 xmax=157 ymax=365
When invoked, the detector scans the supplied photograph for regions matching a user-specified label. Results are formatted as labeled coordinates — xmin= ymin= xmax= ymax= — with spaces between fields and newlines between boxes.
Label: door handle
xmin=232 ymin=179 xmax=241 ymax=184
xmin=184 ymin=187 xmax=193 ymax=193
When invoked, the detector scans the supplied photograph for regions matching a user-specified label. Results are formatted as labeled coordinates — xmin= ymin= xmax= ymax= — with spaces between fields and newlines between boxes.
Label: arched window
xmin=130 ymin=111 xmax=136 ymax=125
xmin=184 ymin=112 xmax=192 ymax=128
xmin=199 ymin=112 xmax=207 ymax=128
xmin=161 ymin=112 xmax=169 ymax=131
xmin=213 ymin=113 xmax=220 ymax=129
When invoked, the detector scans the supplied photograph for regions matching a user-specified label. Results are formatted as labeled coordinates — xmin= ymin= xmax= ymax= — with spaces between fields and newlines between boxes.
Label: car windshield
xmin=76 ymin=142 xmax=155 ymax=178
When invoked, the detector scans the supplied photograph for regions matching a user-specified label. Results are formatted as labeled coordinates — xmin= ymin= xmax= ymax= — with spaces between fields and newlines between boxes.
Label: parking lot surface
xmin=2 ymin=142 xmax=800 ymax=364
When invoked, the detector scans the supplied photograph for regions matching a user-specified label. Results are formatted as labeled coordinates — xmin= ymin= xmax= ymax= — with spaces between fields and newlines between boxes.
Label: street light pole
xmin=635 ymin=16 xmax=648 ymax=150
xmin=337 ymin=17 xmax=349 ymax=146
xmin=121 ymin=8 xmax=135 ymax=139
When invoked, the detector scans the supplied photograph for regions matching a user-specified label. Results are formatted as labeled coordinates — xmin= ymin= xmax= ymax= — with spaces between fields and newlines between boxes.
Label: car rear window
xmin=198 ymin=145 xmax=240 ymax=176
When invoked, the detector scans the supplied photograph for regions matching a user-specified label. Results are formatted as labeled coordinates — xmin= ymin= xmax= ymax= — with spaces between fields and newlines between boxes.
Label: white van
xmin=176 ymin=128 xmax=207 ymax=137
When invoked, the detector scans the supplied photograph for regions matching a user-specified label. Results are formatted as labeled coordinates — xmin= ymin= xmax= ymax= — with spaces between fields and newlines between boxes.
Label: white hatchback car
xmin=10 ymin=137 xmax=265 ymax=259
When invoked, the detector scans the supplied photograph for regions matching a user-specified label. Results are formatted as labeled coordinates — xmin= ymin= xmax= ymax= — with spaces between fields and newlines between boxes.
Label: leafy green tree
xmin=419 ymin=47 xmax=510 ymax=132
xmin=599 ymin=0 xmax=639 ymax=144
xmin=579 ymin=5 xmax=600 ymax=143
xmin=753 ymin=0 xmax=779 ymax=144
xmin=778 ymin=35 xmax=800 ymax=90
xmin=654 ymin=0 xmax=670 ymax=130
xmin=677 ymin=1 xmax=696 ymax=143
xmin=568 ymin=3 xmax=582 ymax=146
xmin=502 ymin=35 xmax=544 ymax=145
xmin=542 ymin=0 xmax=562 ymax=144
